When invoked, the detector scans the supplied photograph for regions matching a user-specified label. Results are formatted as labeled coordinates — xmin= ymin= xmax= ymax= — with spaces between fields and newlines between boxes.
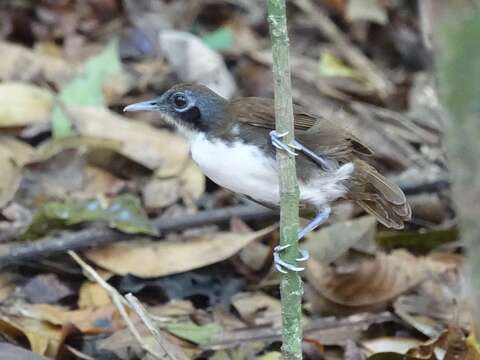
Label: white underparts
xmin=190 ymin=134 xmax=354 ymax=208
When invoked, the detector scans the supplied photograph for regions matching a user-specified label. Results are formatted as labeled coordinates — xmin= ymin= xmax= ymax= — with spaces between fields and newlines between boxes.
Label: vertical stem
xmin=267 ymin=1 xmax=302 ymax=359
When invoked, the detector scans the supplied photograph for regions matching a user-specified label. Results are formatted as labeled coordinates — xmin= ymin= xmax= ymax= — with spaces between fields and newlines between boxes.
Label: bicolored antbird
xmin=124 ymin=84 xmax=411 ymax=272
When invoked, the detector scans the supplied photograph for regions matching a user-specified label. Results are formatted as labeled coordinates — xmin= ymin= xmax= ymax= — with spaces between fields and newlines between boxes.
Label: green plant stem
xmin=267 ymin=1 xmax=302 ymax=359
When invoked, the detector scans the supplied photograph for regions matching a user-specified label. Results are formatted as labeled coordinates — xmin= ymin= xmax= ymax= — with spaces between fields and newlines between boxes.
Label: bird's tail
xmin=347 ymin=160 xmax=411 ymax=229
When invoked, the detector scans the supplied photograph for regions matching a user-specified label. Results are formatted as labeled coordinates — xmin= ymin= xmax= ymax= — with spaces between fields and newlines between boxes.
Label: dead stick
xmin=0 ymin=205 xmax=275 ymax=268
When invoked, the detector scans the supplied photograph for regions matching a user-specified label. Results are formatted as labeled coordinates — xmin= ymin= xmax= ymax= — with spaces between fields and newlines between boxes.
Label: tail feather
xmin=348 ymin=160 xmax=411 ymax=229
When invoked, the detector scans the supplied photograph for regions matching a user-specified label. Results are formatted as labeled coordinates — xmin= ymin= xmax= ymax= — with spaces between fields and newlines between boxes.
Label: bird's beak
xmin=123 ymin=99 xmax=160 ymax=112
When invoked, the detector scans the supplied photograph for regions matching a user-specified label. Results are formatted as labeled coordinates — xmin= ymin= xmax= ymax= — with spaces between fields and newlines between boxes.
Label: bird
xmin=124 ymin=83 xmax=411 ymax=272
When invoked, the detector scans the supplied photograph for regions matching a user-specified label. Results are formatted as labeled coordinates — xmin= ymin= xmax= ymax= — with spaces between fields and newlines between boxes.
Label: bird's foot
xmin=273 ymin=244 xmax=309 ymax=273
xmin=269 ymin=131 xmax=332 ymax=171
xmin=270 ymin=130 xmax=301 ymax=156
xmin=298 ymin=206 xmax=331 ymax=239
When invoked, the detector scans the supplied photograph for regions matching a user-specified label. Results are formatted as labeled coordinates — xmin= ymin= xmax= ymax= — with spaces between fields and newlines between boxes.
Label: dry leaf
xmin=362 ymin=337 xmax=443 ymax=358
xmin=0 ymin=83 xmax=54 ymax=127
xmin=178 ymin=160 xmax=206 ymax=202
xmin=85 ymin=226 xmax=275 ymax=278
xmin=78 ymin=282 xmax=111 ymax=309
xmin=22 ymin=274 xmax=74 ymax=304
xmin=142 ymin=177 xmax=179 ymax=209
xmin=0 ymin=42 xmax=75 ymax=87
xmin=0 ymin=315 xmax=63 ymax=357
xmin=0 ymin=137 xmax=34 ymax=207
xmin=306 ymin=250 xmax=461 ymax=313
xmin=69 ymin=106 xmax=190 ymax=172
xmin=232 ymin=292 xmax=281 ymax=327
xmin=304 ymin=216 xmax=377 ymax=264
xmin=239 ymin=241 xmax=271 ymax=271
xmin=0 ymin=273 xmax=18 ymax=302
xmin=32 ymin=304 xmax=123 ymax=334
xmin=158 ymin=30 xmax=237 ymax=99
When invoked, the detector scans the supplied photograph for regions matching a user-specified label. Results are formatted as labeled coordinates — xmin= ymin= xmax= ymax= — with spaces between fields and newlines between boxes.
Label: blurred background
xmin=0 ymin=0 xmax=472 ymax=359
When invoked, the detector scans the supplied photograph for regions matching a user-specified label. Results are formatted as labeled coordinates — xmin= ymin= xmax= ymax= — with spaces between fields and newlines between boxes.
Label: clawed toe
xmin=273 ymin=244 xmax=309 ymax=273
xmin=270 ymin=130 xmax=299 ymax=156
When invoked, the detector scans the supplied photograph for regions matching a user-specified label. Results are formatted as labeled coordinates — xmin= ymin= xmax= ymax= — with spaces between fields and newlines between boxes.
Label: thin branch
xmin=267 ymin=1 xmax=302 ymax=359
xmin=68 ymin=250 xmax=184 ymax=360
xmin=126 ymin=293 xmax=184 ymax=360
xmin=0 ymin=205 xmax=275 ymax=268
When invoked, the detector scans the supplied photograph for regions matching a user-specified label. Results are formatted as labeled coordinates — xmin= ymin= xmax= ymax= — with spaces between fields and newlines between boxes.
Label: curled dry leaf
xmin=69 ymin=106 xmax=190 ymax=172
xmin=85 ymin=226 xmax=275 ymax=278
xmin=306 ymin=250 xmax=461 ymax=313
xmin=158 ymin=30 xmax=237 ymax=99
xmin=0 ymin=83 xmax=54 ymax=127
xmin=0 ymin=315 xmax=63 ymax=357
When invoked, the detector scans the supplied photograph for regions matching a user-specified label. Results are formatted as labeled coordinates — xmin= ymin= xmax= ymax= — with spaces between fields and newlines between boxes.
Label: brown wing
xmin=228 ymin=97 xmax=317 ymax=130
xmin=229 ymin=97 xmax=373 ymax=156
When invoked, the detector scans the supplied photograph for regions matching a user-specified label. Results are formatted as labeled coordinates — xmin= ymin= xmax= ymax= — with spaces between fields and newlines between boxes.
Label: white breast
xmin=189 ymin=134 xmax=354 ymax=208
xmin=191 ymin=135 xmax=280 ymax=204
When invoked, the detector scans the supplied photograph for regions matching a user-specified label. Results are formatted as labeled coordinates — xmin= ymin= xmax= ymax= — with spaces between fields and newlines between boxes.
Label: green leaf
xmin=23 ymin=194 xmax=156 ymax=240
xmin=52 ymin=39 xmax=122 ymax=138
xmin=202 ymin=28 xmax=234 ymax=50
xmin=376 ymin=229 xmax=457 ymax=252
xmin=166 ymin=321 xmax=221 ymax=345
xmin=318 ymin=51 xmax=361 ymax=79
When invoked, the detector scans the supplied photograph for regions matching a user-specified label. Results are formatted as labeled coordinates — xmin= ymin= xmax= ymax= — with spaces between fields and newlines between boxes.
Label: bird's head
xmin=124 ymin=83 xmax=227 ymax=138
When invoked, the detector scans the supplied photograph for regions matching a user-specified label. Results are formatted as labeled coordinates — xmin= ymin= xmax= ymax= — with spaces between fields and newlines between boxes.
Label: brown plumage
xmin=228 ymin=97 xmax=411 ymax=229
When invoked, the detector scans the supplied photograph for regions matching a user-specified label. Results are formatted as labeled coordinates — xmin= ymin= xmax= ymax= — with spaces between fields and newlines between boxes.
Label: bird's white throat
xmin=189 ymin=134 xmax=354 ymax=208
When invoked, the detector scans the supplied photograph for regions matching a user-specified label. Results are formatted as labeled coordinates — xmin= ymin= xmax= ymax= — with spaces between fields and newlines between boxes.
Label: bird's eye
xmin=173 ymin=94 xmax=188 ymax=109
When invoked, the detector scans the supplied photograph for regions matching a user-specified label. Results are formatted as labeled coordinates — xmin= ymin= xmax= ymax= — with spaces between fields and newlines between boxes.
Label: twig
xmin=293 ymin=0 xmax=394 ymax=97
xmin=205 ymin=312 xmax=394 ymax=350
xmin=67 ymin=250 xmax=128 ymax=306
xmin=267 ymin=1 xmax=302 ymax=359
xmin=68 ymin=250 xmax=182 ymax=360
xmin=126 ymin=293 xmax=185 ymax=360
xmin=0 ymin=205 xmax=275 ymax=268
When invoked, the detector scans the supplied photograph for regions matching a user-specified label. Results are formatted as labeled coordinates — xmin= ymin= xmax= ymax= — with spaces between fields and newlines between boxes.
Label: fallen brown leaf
xmin=69 ymin=106 xmax=190 ymax=172
xmin=78 ymin=281 xmax=111 ymax=309
xmin=85 ymin=226 xmax=275 ymax=278
xmin=232 ymin=292 xmax=282 ymax=327
xmin=32 ymin=304 xmax=124 ymax=334
xmin=306 ymin=250 xmax=461 ymax=314
xmin=0 ymin=315 xmax=63 ymax=357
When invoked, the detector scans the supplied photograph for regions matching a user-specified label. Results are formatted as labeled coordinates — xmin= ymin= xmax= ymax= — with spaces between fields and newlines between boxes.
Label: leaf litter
xmin=0 ymin=1 xmax=472 ymax=359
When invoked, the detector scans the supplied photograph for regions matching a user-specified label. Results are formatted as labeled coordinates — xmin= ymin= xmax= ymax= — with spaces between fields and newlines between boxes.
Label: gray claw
xmin=296 ymin=249 xmax=309 ymax=262
xmin=274 ymin=252 xmax=304 ymax=272
xmin=270 ymin=130 xmax=298 ymax=156
xmin=273 ymin=244 xmax=308 ymax=273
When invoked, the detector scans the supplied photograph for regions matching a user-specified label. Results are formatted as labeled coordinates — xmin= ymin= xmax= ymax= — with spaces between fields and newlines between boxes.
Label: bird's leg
xmin=273 ymin=207 xmax=331 ymax=273
xmin=298 ymin=206 xmax=331 ymax=239
xmin=269 ymin=130 xmax=332 ymax=171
